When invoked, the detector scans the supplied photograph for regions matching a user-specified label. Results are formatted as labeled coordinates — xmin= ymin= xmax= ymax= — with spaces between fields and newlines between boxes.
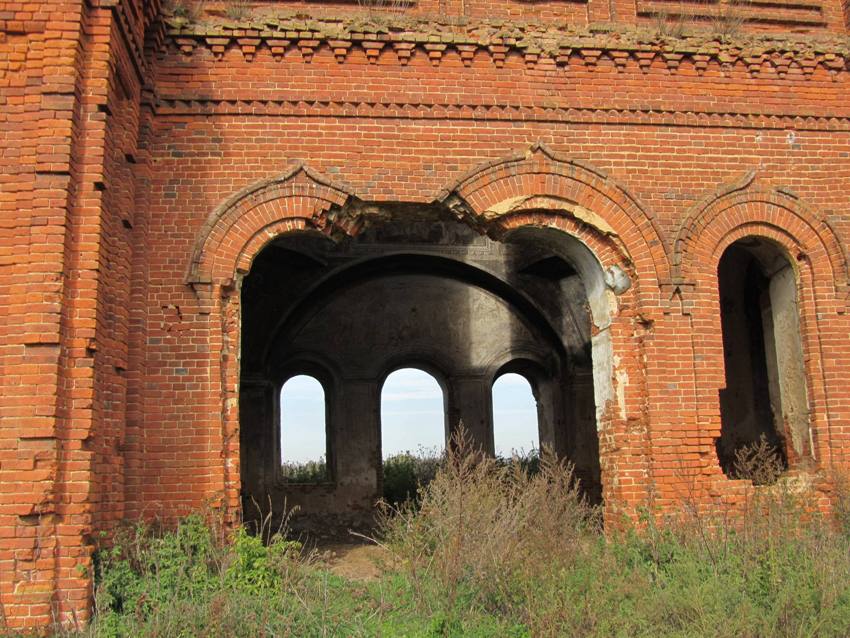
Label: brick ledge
xmin=160 ymin=14 xmax=850 ymax=77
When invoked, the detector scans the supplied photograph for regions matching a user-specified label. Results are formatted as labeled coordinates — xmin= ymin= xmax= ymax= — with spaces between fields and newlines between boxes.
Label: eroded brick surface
xmin=2 ymin=0 xmax=850 ymax=629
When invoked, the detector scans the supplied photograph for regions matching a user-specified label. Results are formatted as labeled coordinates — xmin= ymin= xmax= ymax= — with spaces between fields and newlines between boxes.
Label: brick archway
xmin=184 ymin=164 xmax=360 ymax=514
xmin=436 ymin=144 xmax=669 ymax=516
xmin=674 ymin=180 xmax=850 ymax=480
xmin=436 ymin=142 xmax=672 ymax=302
xmin=674 ymin=173 xmax=849 ymax=290
xmin=186 ymin=163 xmax=359 ymax=289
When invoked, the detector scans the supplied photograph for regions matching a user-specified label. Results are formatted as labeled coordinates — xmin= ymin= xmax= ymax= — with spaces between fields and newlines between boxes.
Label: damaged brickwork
xmin=2 ymin=0 xmax=850 ymax=629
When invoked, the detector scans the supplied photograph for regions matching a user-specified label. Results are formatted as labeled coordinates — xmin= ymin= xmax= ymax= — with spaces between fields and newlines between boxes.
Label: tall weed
xmin=379 ymin=431 xmax=597 ymax=629
xmin=380 ymin=431 xmax=850 ymax=636
xmin=72 ymin=436 xmax=850 ymax=637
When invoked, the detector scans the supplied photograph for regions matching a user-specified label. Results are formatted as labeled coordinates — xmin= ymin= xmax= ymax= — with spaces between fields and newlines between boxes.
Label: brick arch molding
xmin=435 ymin=142 xmax=672 ymax=307
xmin=185 ymin=163 xmax=358 ymax=287
xmin=673 ymin=172 xmax=849 ymax=294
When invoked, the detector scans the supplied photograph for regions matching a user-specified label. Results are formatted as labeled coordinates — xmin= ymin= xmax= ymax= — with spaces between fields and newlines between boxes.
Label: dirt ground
xmin=314 ymin=541 xmax=392 ymax=581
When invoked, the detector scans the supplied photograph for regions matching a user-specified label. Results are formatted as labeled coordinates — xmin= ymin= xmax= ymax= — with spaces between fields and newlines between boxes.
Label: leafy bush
xmin=382 ymin=447 xmax=443 ymax=507
xmin=495 ymin=447 xmax=541 ymax=476
xmin=280 ymin=458 xmax=327 ymax=483
xmin=86 ymin=512 xmax=307 ymax=637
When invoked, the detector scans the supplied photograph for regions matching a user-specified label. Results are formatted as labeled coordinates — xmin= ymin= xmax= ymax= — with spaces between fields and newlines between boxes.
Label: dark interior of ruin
xmin=716 ymin=238 xmax=810 ymax=479
xmin=239 ymin=207 xmax=602 ymax=531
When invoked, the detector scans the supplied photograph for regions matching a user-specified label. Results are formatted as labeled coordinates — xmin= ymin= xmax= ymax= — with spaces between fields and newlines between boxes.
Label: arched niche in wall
xmin=715 ymin=237 xmax=809 ymax=481
xmin=674 ymin=178 xmax=850 ymax=477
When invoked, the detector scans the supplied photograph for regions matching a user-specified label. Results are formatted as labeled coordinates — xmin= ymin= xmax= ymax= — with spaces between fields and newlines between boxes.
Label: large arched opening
xmin=492 ymin=371 xmax=540 ymax=459
xmin=380 ymin=367 xmax=447 ymax=505
xmin=237 ymin=209 xmax=611 ymax=532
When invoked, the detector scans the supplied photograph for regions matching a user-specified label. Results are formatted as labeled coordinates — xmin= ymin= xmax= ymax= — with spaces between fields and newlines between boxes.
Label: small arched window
xmin=716 ymin=238 xmax=809 ymax=483
xmin=380 ymin=368 xmax=446 ymax=458
xmin=380 ymin=368 xmax=446 ymax=505
xmin=492 ymin=372 xmax=539 ymax=458
xmin=279 ymin=375 xmax=328 ymax=482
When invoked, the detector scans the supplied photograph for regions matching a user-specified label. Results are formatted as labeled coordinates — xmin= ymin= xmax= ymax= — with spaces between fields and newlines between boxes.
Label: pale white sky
xmin=279 ymin=369 xmax=539 ymax=463
xmin=492 ymin=373 xmax=540 ymax=457
xmin=380 ymin=368 xmax=445 ymax=457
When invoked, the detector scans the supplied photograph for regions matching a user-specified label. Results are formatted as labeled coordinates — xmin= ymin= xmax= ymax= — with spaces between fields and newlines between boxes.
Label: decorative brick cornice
xmin=159 ymin=13 xmax=850 ymax=78
xmin=149 ymin=97 xmax=850 ymax=131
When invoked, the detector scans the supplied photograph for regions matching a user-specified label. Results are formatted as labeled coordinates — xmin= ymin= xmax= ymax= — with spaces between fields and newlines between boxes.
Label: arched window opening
xmin=492 ymin=373 xmax=540 ymax=459
xmin=380 ymin=368 xmax=446 ymax=505
xmin=716 ymin=239 xmax=809 ymax=483
xmin=279 ymin=375 xmax=328 ymax=482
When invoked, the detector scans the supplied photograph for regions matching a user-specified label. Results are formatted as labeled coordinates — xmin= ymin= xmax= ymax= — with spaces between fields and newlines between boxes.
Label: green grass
xmin=59 ymin=440 xmax=850 ymax=637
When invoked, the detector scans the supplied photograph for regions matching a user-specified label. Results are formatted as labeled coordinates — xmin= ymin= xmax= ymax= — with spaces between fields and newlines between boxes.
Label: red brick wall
xmin=142 ymin=8 xmax=850 ymax=522
xmin=0 ymin=0 xmax=159 ymax=627
xmin=2 ymin=0 xmax=850 ymax=629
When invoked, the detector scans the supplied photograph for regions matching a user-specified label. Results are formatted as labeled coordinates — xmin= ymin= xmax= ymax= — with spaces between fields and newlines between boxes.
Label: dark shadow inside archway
xmin=238 ymin=208 xmax=603 ymax=535
xmin=715 ymin=237 xmax=810 ymax=482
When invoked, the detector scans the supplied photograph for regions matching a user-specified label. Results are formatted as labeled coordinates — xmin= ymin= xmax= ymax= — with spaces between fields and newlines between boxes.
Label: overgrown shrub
xmin=280 ymin=458 xmax=327 ymax=483
xmin=87 ymin=512 xmax=306 ymax=637
xmin=381 ymin=446 xmax=542 ymax=508
xmin=379 ymin=432 xmax=850 ymax=636
xmin=72 ymin=436 xmax=850 ymax=637
xmin=167 ymin=0 xmax=201 ymax=23
xmin=224 ymin=0 xmax=250 ymax=20
xmin=382 ymin=447 xmax=443 ymax=506
xmin=379 ymin=432 xmax=598 ymax=631
xmin=495 ymin=447 xmax=541 ymax=475
xmin=729 ymin=434 xmax=787 ymax=485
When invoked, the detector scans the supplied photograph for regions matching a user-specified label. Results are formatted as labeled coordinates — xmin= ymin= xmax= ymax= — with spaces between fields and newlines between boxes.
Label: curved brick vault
xmin=4 ymin=0 xmax=850 ymax=629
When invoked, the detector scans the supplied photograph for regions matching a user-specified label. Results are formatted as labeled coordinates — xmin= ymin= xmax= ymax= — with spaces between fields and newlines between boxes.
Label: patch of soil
xmin=315 ymin=541 xmax=392 ymax=581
